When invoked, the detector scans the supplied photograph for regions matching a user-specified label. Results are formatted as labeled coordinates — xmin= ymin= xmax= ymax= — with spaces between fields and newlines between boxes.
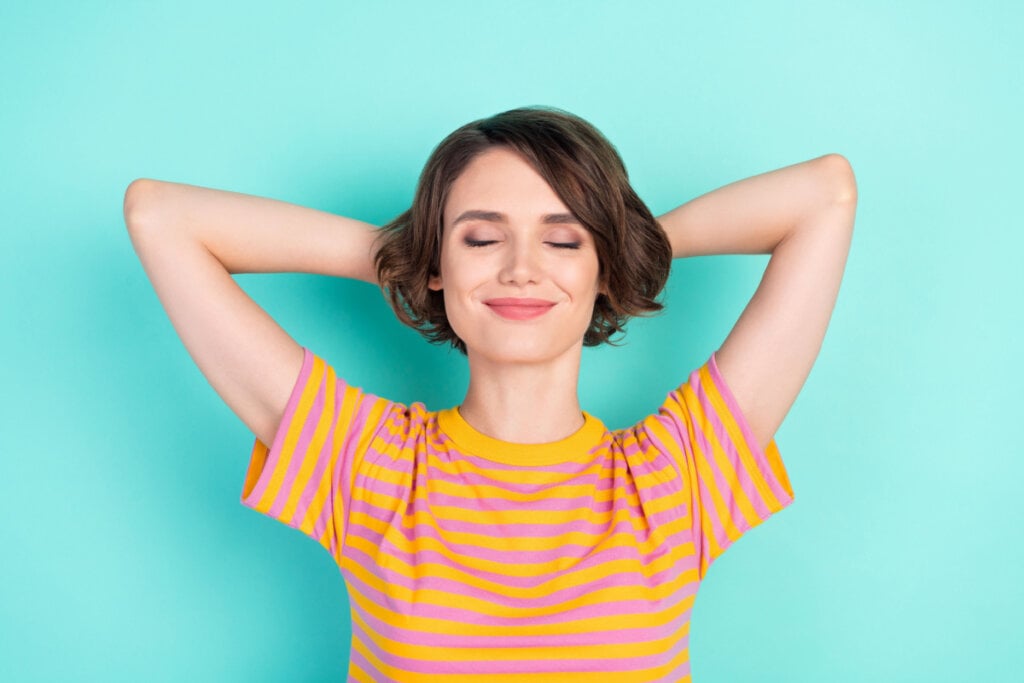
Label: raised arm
xmin=123 ymin=179 xmax=380 ymax=446
xmin=657 ymin=154 xmax=857 ymax=450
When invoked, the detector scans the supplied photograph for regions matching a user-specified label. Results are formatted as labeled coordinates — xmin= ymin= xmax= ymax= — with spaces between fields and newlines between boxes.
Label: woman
xmin=124 ymin=107 xmax=856 ymax=681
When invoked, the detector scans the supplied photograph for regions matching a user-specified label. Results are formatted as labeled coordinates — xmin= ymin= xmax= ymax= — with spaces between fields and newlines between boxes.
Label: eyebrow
xmin=451 ymin=210 xmax=580 ymax=226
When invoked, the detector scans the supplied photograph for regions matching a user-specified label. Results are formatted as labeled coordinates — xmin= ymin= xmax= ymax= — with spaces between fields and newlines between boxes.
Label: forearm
xmin=123 ymin=179 xmax=380 ymax=283
xmin=657 ymin=154 xmax=857 ymax=258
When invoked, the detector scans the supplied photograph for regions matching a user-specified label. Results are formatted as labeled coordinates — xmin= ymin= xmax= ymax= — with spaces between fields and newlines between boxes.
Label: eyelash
xmin=463 ymin=239 xmax=581 ymax=250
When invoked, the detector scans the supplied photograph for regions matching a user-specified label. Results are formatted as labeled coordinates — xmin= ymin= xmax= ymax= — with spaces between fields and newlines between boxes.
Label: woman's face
xmin=429 ymin=147 xmax=602 ymax=365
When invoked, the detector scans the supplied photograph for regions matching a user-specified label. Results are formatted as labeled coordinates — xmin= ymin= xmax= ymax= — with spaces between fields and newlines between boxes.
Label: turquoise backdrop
xmin=2 ymin=1 xmax=1020 ymax=681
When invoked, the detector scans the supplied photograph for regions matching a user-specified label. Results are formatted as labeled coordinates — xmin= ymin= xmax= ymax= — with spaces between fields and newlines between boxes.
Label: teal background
xmin=2 ymin=1 xmax=1020 ymax=681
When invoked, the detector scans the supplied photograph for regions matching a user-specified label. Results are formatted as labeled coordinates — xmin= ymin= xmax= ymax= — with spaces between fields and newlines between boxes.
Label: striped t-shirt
xmin=241 ymin=348 xmax=793 ymax=682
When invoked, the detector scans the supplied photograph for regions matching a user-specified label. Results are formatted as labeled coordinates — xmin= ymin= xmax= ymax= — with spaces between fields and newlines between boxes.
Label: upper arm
xmin=124 ymin=180 xmax=306 ymax=446
xmin=714 ymin=155 xmax=857 ymax=450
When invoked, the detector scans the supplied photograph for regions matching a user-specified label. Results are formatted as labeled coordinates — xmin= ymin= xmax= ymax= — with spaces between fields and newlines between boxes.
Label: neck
xmin=460 ymin=345 xmax=584 ymax=444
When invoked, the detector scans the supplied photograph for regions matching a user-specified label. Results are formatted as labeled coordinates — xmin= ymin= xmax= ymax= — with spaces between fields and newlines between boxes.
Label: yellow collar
xmin=436 ymin=407 xmax=607 ymax=466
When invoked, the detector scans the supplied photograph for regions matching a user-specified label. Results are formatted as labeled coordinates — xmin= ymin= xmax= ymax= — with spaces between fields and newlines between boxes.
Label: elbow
xmin=123 ymin=178 xmax=161 ymax=233
xmin=819 ymin=153 xmax=858 ymax=207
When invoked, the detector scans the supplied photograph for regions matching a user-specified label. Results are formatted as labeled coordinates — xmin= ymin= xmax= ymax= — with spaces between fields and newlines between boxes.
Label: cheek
xmin=444 ymin=255 xmax=492 ymax=292
xmin=576 ymin=261 xmax=602 ymax=299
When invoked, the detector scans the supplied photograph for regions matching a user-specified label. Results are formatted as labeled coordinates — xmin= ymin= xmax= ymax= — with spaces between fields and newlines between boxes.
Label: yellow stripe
xmin=345 ymin=514 xmax=694 ymax=580
xmin=347 ymin=661 xmax=375 ymax=683
xmin=387 ymin=496 xmax=690 ymax=550
xmin=350 ymin=605 xmax=689 ymax=663
xmin=253 ymin=357 xmax=326 ymax=513
xmin=688 ymin=374 xmax=761 ymax=530
xmin=342 ymin=551 xmax=698 ymax=620
xmin=352 ymin=462 xmax=645 ymax=507
xmin=374 ymin=448 xmax=679 ymax=507
xmin=350 ymin=469 xmax=676 ymax=523
xmin=281 ymin=361 xmax=336 ymax=525
xmin=347 ymin=635 xmax=401 ymax=682
xmin=765 ymin=439 xmax=794 ymax=500
xmin=636 ymin=416 xmax=701 ymax=555
xmin=343 ymin=526 xmax=695 ymax=595
xmin=316 ymin=383 xmax=394 ymax=557
xmin=347 ymin=609 xmax=692 ymax=682
xmin=699 ymin=364 xmax=783 ymax=513
xmin=681 ymin=381 xmax=749 ymax=551
xmin=346 ymin=502 xmax=691 ymax=557
xmin=641 ymin=406 xmax=733 ymax=563
xmin=371 ymin=433 xmax=639 ymax=485
xmin=326 ymin=392 xmax=393 ymax=559
xmin=345 ymin=579 xmax=696 ymax=637
xmin=314 ymin=382 xmax=377 ymax=554
xmin=241 ymin=441 xmax=268 ymax=500
xmin=412 ymin=496 xmax=683 ymax=527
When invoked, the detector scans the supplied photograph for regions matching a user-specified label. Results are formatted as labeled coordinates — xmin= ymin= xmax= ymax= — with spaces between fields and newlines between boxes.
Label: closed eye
xmin=547 ymin=241 xmax=581 ymax=249
xmin=465 ymin=239 xmax=499 ymax=247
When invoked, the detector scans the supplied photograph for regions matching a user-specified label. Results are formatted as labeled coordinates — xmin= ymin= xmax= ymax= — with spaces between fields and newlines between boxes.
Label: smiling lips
xmin=484 ymin=297 xmax=557 ymax=320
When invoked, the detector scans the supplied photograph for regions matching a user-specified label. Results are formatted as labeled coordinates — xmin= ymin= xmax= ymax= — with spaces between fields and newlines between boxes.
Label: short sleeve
xmin=641 ymin=351 xmax=795 ymax=579
xmin=240 ymin=347 xmax=394 ymax=564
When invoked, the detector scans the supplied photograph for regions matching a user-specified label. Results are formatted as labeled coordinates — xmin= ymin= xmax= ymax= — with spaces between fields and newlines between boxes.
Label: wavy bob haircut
xmin=374 ymin=106 xmax=672 ymax=354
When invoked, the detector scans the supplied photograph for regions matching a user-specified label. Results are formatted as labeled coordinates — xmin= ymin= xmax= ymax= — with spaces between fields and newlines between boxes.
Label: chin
xmin=466 ymin=336 xmax=584 ymax=366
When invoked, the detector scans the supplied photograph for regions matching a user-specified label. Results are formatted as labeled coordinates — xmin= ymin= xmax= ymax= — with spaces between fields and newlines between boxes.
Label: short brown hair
xmin=374 ymin=106 xmax=671 ymax=354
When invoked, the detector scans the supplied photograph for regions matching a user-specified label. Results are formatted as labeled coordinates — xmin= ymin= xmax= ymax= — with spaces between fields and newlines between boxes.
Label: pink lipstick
xmin=484 ymin=298 xmax=556 ymax=320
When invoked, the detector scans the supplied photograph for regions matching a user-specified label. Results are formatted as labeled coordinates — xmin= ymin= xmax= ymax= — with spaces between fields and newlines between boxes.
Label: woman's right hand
xmin=123 ymin=179 xmax=381 ymax=446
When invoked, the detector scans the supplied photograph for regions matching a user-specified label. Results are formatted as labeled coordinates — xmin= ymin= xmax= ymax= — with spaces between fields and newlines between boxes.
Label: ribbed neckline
xmin=437 ymin=407 xmax=607 ymax=466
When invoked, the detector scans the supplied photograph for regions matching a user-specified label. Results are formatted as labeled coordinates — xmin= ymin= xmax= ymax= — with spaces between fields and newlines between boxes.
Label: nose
xmin=498 ymin=238 xmax=541 ymax=286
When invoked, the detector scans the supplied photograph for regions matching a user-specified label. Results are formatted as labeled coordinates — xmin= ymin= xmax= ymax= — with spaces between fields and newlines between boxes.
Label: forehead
xmin=443 ymin=147 xmax=569 ymax=224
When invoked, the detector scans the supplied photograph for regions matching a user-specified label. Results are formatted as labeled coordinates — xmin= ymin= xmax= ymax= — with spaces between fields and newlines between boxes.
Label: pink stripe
xmin=341 ymin=388 xmax=383 ymax=469
xmin=641 ymin=418 xmax=725 ymax=569
xmin=348 ymin=609 xmax=689 ymax=675
xmin=693 ymin=368 xmax=773 ymax=521
xmin=357 ymin=435 xmax=683 ymax=503
xmin=349 ymin=494 xmax=693 ymax=556
xmin=295 ymin=437 xmax=334 ymax=542
xmin=325 ymin=387 xmax=391 ymax=550
xmin=687 ymin=411 xmax=743 ymax=557
xmin=651 ymin=364 xmax=772 ymax=562
xmin=343 ymin=517 xmax=697 ymax=585
xmin=361 ymin=475 xmax=623 ymax=509
xmin=367 ymin=460 xmax=673 ymax=506
xmin=663 ymin=659 xmax=692 ymax=682
xmin=414 ymin=489 xmax=684 ymax=527
xmin=694 ymin=475 xmax=720 ymax=566
xmin=344 ymin=540 xmax=696 ymax=593
xmin=400 ymin=497 xmax=681 ymax=538
xmin=390 ymin=419 xmax=614 ymax=475
xmin=347 ymin=588 xmax=694 ymax=648
xmin=345 ymin=534 xmax=692 ymax=606
xmin=342 ymin=566 xmax=696 ymax=633
xmin=366 ymin=453 xmax=623 ymax=495
xmin=241 ymin=347 xmax=315 ymax=508
xmin=267 ymin=361 xmax=327 ymax=520
xmin=709 ymin=351 xmax=793 ymax=506
xmin=689 ymin=378 xmax=764 ymax=543
xmin=347 ymin=643 xmax=396 ymax=683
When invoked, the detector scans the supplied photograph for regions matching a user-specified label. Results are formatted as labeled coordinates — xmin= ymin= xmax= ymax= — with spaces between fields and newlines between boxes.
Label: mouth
xmin=483 ymin=297 xmax=557 ymax=321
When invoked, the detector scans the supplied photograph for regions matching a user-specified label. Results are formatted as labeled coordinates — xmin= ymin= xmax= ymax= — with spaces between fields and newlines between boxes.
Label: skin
xmin=124 ymin=142 xmax=855 ymax=454
xmin=428 ymin=147 xmax=603 ymax=443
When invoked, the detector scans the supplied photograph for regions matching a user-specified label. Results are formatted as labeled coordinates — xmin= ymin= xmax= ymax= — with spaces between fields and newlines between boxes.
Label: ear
xmin=428 ymin=273 xmax=443 ymax=291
